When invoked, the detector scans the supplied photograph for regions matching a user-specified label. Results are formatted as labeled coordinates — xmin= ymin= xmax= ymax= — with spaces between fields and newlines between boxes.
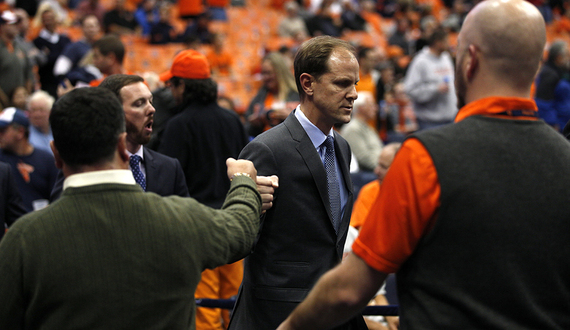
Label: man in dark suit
xmin=279 ymin=1 xmax=570 ymax=329
xmin=50 ymin=74 xmax=189 ymax=200
xmin=0 ymin=161 xmax=26 ymax=240
xmin=99 ymin=74 xmax=189 ymax=197
xmin=229 ymin=36 xmax=366 ymax=329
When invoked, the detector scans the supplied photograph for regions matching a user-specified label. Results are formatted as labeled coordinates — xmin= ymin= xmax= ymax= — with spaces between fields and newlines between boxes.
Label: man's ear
xmin=299 ymin=73 xmax=314 ymax=97
xmin=109 ymin=52 xmax=117 ymax=64
xmin=175 ymin=82 xmax=185 ymax=97
xmin=466 ymin=44 xmax=479 ymax=81
xmin=15 ymin=125 xmax=26 ymax=139
xmin=117 ymin=132 xmax=129 ymax=163
xmin=50 ymin=140 xmax=63 ymax=169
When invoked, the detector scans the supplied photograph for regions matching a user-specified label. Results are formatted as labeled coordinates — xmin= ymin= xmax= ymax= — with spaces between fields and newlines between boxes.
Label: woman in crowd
xmin=244 ymin=51 xmax=299 ymax=137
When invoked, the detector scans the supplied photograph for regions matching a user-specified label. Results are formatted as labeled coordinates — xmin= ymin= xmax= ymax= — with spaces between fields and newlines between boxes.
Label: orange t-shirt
xmin=352 ymin=97 xmax=539 ymax=274
xmin=355 ymin=72 xmax=376 ymax=101
xmin=349 ymin=180 xmax=380 ymax=230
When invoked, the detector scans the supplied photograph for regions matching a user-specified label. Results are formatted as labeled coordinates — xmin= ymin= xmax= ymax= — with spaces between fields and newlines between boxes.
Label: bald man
xmin=277 ymin=1 xmax=570 ymax=329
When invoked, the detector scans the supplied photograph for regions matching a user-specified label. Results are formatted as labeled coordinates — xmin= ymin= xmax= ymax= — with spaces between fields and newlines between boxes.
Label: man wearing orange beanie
xmin=158 ymin=50 xmax=250 ymax=330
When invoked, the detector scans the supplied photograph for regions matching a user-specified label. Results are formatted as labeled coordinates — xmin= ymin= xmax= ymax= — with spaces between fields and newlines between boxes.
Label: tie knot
xmin=323 ymin=135 xmax=334 ymax=152
xmin=130 ymin=154 xmax=141 ymax=166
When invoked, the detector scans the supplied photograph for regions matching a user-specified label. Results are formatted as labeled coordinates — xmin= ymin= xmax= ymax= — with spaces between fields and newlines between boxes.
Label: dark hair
xmin=358 ymin=47 xmax=373 ymax=61
xmin=50 ymin=87 xmax=125 ymax=169
xmin=293 ymin=36 xmax=356 ymax=101
xmin=80 ymin=14 xmax=98 ymax=26
xmin=99 ymin=74 xmax=144 ymax=102
xmin=547 ymin=40 xmax=567 ymax=65
xmin=93 ymin=35 xmax=125 ymax=64
xmin=171 ymin=77 xmax=218 ymax=105
xmin=427 ymin=26 xmax=448 ymax=47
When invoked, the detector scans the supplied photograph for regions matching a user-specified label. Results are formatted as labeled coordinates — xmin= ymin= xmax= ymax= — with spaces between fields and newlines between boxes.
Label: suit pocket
xmin=253 ymin=286 xmax=309 ymax=302
xmin=253 ymin=261 xmax=311 ymax=302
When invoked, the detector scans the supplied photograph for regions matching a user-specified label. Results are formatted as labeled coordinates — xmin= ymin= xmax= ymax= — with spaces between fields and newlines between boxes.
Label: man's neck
xmin=35 ymin=125 xmax=51 ymax=134
xmin=108 ymin=64 xmax=124 ymax=75
xmin=13 ymin=141 xmax=34 ymax=157
xmin=429 ymin=46 xmax=442 ymax=57
xmin=299 ymin=103 xmax=333 ymax=135
xmin=126 ymin=140 xmax=142 ymax=154
xmin=62 ymin=162 xmax=128 ymax=178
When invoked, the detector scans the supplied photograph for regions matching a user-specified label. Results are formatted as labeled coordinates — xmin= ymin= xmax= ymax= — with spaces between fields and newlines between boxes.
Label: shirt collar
xmin=455 ymin=97 xmax=538 ymax=123
xmin=294 ymin=106 xmax=334 ymax=149
xmin=39 ymin=29 xmax=60 ymax=44
xmin=63 ymin=170 xmax=136 ymax=191
xmin=126 ymin=146 xmax=144 ymax=160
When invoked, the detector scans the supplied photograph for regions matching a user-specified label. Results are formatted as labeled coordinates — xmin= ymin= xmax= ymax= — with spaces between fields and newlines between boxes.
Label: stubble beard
xmin=126 ymin=120 xmax=151 ymax=146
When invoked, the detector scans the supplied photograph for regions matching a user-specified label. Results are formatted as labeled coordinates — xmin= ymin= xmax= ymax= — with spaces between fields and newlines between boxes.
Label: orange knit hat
xmin=160 ymin=49 xmax=211 ymax=81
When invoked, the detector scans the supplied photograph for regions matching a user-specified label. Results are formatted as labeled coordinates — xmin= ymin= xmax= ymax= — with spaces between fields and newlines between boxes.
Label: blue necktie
xmin=323 ymin=136 xmax=341 ymax=233
xmin=130 ymin=155 xmax=146 ymax=191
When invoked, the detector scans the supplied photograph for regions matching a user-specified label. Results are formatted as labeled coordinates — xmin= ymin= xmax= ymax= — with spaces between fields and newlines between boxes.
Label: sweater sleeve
xmin=0 ymin=228 xmax=26 ymax=329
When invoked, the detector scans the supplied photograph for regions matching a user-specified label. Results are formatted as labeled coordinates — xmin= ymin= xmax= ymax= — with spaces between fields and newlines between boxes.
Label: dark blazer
xmin=143 ymin=148 xmax=189 ymax=197
xmin=0 ymin=162 xmax=26 ymax=240
xmin=229 ymin=111 xmax=366 ymax=329
xmin=50 ymin=147 xmax=189 ymax=200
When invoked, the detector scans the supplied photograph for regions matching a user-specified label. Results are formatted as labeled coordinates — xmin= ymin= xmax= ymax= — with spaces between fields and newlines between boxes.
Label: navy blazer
xmin=50 ymin=147 xmax=189 ymax=200
xmin=229 ymin=112 xmax=366 ymax=330
xmin=0 ymin=161 xmax=26 ymax=240
xmin=143 ymin=148 xmax=189 ymax=197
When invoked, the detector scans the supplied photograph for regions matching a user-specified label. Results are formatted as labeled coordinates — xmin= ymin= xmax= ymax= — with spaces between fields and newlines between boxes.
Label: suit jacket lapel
xmin=333 ymin=131 xmax=354 ymax=244
xmin=142 ymin=147 xmax=157 ymax=192
xmin=283 ymin=113 xmax=339 ymax=233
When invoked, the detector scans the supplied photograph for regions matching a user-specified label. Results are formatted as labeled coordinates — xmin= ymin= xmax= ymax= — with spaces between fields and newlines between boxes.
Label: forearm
xmin=219 ymin=176 xmax=262 ymax=263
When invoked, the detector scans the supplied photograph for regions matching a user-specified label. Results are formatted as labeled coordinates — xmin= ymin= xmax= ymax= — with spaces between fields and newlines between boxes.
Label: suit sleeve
xmin=239 ymin=139 xmax=279 ymax=178
xmin=238 ymin=139 xmax=279 ymax=241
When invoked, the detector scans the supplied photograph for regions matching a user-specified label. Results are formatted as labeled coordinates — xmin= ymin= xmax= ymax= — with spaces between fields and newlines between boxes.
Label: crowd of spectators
xmin=1 ymin=0 xmax=570 ymax=327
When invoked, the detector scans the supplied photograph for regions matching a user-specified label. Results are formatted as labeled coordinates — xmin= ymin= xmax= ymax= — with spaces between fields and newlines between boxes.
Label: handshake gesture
xmin=226 ymin=158 xmax=279 ymax=212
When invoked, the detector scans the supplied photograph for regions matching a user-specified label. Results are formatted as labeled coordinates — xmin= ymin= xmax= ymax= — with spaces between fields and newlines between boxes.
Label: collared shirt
xmin=127 ymin=146 xmax=146 ymax=179
xmin=353 ymin=97 xmax=538 ymax=274
xmin=63 ymin=170 xmax=136 ymax=191
xmin=28 ymin=126 xmax=53 ymax=155
xmin=295 ymin=106 xmax=349 ymax=218
xmin=38 ymin=29 xmax=60 ymax=44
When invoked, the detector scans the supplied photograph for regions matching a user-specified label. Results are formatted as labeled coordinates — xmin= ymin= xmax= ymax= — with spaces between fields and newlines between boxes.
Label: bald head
xmin=458 ymin=0 xmax=546 ymax=92
xmin=375 ymin=142 xmax=401 ymax=183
